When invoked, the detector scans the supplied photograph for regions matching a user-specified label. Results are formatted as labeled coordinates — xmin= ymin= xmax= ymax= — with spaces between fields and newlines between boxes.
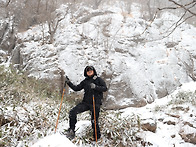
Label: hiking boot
xmin=66 ymin=128 xmax=75 ymax=140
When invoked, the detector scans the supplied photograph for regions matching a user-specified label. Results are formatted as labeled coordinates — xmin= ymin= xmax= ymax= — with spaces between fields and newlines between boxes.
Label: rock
xmin=141 ymin=141 xmax=153 ymax=146
xmin=103 ymin=79 xmax=147 ymax=109
xmin=179 ymin=132 xmax=196 ymax=145
xmin=0 ymin=21 xmax=16 ymax=53
xmin=163 ymin=120 xmax=176 ymax=125
xmin=163 ymin=115 xmax=178 ymax=125
xmin=165 ymin=42 xmax=178 ymax=48
xmin=171 ymin=106 xmax=189 ymax=112
xmin=179 ymin=124 xmax=196 ymax=145
xmin=104 ymin=97 xmax=147 ymax=110
xmin=165 ymin=113 xmax=180 ymax=118
xmin=0 ymin=50 xmax=7 ymax=64
xmin=0 ymin=114 xmax=6 ymax=127
xmin=0 ymin=110 xmax=14 ymax=127
xmin=155 ymin=88 xmax=168 ymax=98
xmin=158 ymin=118 xmax=164 ymax=122
xmin=141 ymin=119 xmax=157 ymax=133
xmin=11 ymin=44 xmax=23 ymax=69
xmin=183 ymin=122 xmax=194 ymax=128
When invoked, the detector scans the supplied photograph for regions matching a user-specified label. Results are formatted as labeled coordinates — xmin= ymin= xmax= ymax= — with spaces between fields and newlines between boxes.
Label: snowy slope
xmin=120 ymin=81 xmax=196 ymax=147
xmin=30 ymin=82 xmax=196 ymax=147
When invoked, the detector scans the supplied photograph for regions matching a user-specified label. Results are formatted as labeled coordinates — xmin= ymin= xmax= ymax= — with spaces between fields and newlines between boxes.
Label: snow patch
xmin=31 ymin=133 xmax=76 ymax=147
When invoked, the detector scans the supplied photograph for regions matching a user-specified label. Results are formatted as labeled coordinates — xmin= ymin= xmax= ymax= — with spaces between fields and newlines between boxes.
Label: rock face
xmin=0 ymin=21 xmax=16 ymax=53
xmin=0 ymin=19 xmax=16 ymax=64
xmin=4 ymin=4 xmax=196 ymax=109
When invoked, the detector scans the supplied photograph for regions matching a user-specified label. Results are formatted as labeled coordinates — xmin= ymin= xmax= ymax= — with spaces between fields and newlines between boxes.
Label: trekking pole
xmin=55 ymin=87 xmax=66 ymax=133
xmin=93 ymin=94 xmax=98 ymax=142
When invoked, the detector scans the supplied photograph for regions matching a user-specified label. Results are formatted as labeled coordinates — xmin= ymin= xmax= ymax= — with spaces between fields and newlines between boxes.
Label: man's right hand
xmin=64 ymin=76 xmax=70 ymax=87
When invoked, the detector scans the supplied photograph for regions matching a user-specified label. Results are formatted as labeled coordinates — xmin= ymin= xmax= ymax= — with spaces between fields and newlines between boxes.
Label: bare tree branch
xmin=185 ymin=0 xmax=196 ymax=7
xmin=47 ymin=4 xmax=70 ymax=43
xmin=156 ymin=0 xmax=196 ymax=38
xmin=158 ymin=6 xmax=179 ymax=11
xmin=168 ymin=0 xmax=196 ymax=16
xmin=6 ymin=0 xmax=11 ymax=7
xmin=140 ymin=10 xmax=159 ymax=35
xmin=164 ymin=14 xmax=194 ymax=38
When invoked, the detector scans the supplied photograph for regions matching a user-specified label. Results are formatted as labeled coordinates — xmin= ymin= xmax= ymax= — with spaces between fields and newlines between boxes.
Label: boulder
xmin=11 ymin=44 xmax=23 ymax=69
xmin=141 ymin=119 xmax=157 ymax=133
xmin=179 ymin=125 xmax=196 ymax=145
xmin=179 ymin=132 xmax=196 ymax=145
xmin=0 ymin=21 xmax=16 ymax=53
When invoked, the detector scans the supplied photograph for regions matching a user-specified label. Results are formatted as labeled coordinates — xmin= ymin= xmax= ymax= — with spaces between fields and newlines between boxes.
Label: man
xmin=64 ymin=66 xmax=107 ymax=140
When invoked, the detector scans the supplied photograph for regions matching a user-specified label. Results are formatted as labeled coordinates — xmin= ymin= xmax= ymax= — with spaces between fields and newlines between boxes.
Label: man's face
xmin=87 ymin=70 xmax=94 ymax=77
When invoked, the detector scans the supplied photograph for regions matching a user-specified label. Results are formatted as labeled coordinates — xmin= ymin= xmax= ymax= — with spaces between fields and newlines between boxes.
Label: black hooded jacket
xmin=67 ymin=66 xmax=107 ymax=105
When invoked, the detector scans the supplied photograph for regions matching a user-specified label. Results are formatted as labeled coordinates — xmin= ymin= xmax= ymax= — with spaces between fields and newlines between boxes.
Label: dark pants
xmin=69 ymin=102 xmax=101 ymax=139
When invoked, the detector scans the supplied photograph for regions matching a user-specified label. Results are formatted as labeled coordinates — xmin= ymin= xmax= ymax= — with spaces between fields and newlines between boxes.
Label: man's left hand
xmin=90 ymin=83 xmax=96 ymax=89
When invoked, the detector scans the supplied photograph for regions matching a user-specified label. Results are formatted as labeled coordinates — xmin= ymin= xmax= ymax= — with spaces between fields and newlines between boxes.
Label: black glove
xmin=64 ymin=76 xmax=70 ymax=87
xmin=90 ymin=83 xmax=96 ymax=89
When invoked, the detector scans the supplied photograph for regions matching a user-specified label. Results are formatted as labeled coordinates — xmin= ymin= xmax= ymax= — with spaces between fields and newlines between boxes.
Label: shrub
xmin=170 ymin=91 xmax=196 ymax=106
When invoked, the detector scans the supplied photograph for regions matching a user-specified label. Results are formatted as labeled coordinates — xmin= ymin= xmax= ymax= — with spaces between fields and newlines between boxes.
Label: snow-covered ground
xmin=32 ymin=133 xmax=76 ymax=147
xmin=30 ymin=82 xmax=196 ymax=147
xmin=120 ymin=81 xmax=196 ymax=147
